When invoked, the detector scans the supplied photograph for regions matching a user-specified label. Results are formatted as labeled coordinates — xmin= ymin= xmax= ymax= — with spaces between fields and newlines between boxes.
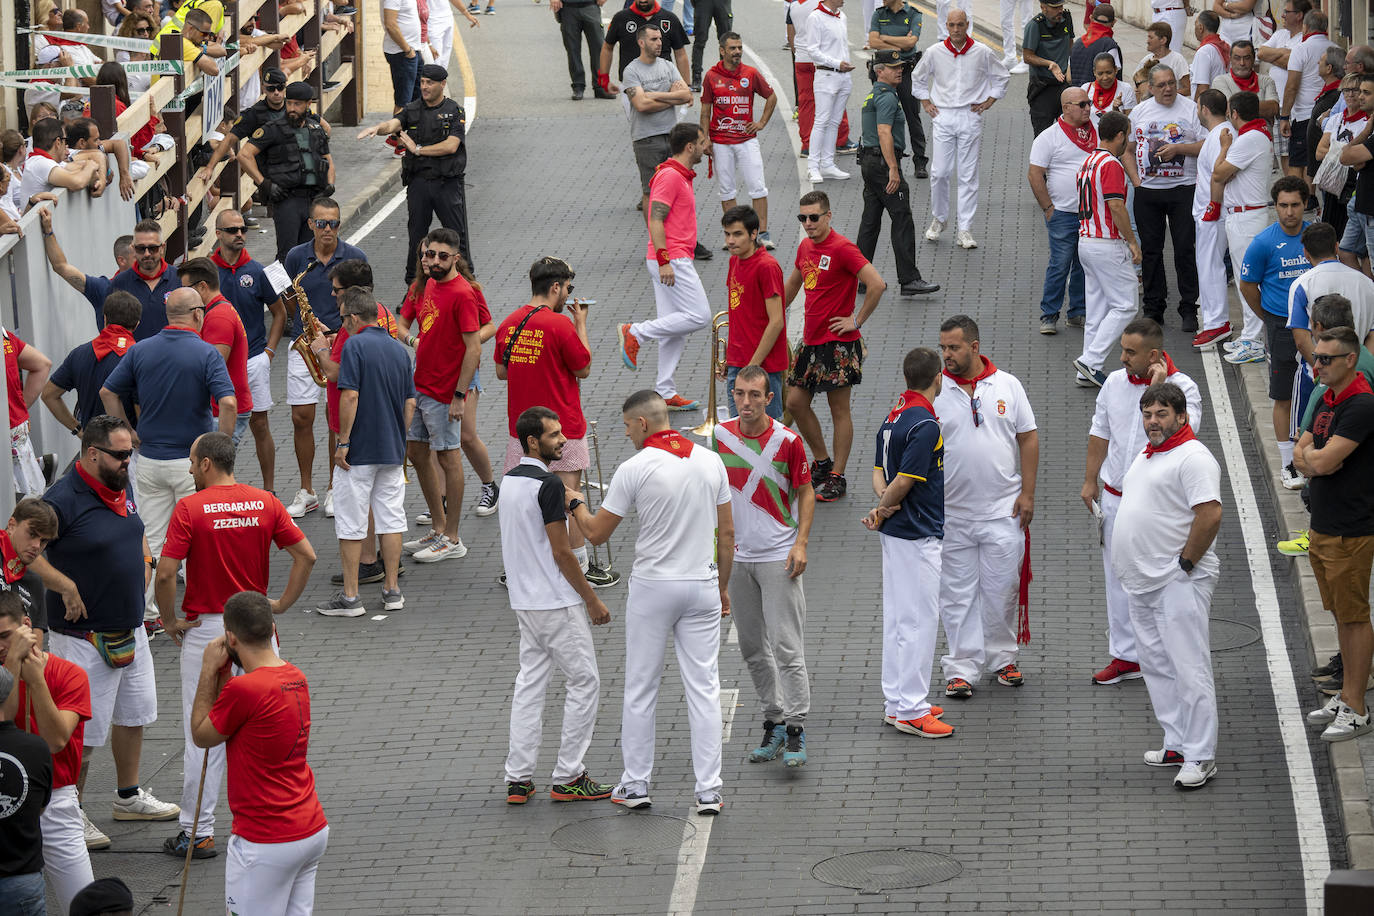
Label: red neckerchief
xmin=164 ymin=324 xmax=198 ymax=333
xmin=1199 ymin=32 xmax=1230 ymax=63
xmin=47 ymin=36 xmax=82 ymax=47
xmin=1143 ymin=422 xmax=1197 ymax=458
xmin=943 ymin=37 xmax=973 ymax=56
xmin=1302 ymin=30 xmax=1328 ymax=41
xmin=0 ymin=530 xmax=26 ymax=586
xmin=1239 ymin=117 xmax=1272 ymax=140
xmin=943 ymin=355 xmax=998 ymax=388
xmin=816 ymin=1 xmax=841 ymax=17
xmin=886 ymin=389 xmax=937 ymax=423
xmin=653 ymin=157 xmax=696 ymax=183
xmin=210 ymin=247 xmax=250 ymax=271
xmin=27 ymin=149 xmax=55 ymax=162
xmin=643 ymin=428 xmax=694 ymax=457
xmin=629 ymin=1 xmax=661 ymax=18
xmin=132 ymin=258 xmax=169 ymax=281
xmin=90 ymin=324 xmax=134 ymax=360
xmin=76 ymin=462 xmax=128 ymax=516
xmin=1322 ymin=369 xmax=1373 ymax=407
xmin=1320 ymin=78 xmax=1341 ymax=96
xmin=1058 ymin=116 xmax=1098 ymax=152
xmin=1343 ymin=108 xmax=1367 ymax=124
xmin=1126 ymin=351 xmax=1178 ymax=385
xmin=1229 ymin=68 xmax=1259 ymax=92
xmin=1091 ymin=79 xmax=1117 ymax=112
xmin=1083 ymin=21 xmax=1113 ymax=45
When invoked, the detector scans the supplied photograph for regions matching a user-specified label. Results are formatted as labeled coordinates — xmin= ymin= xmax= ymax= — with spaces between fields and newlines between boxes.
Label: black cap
xmin=69 ymin=878 xmax=134 ymax=916
xmin=1041 ymin=0 xmax=1064 ymax=5
xmin=285 ymin=82 xmax=316 ymax=101
xmin=872 ymin=50 xmax=904 ymax=67
xmin=263 ymin=67 xmax=287 ymax=87
xmin=419 ymin=63 xmax=448 ymax=82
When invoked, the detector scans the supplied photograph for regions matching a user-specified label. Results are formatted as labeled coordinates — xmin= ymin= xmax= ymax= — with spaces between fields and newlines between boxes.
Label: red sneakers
xmin=618 ymin=323 xmax=640 ymax=370
xmin=1192 ymin=323 xmax=1232 ymax=349
xmin=995 ymin=664 xmax=1023 ymax=687
xmin=1092 ymin=657 xmax=1143 ymax=685
xmin=664 ymin=394 xmax=701 ymax=410
xmin=893 ymin=713 xmax=954 ymax=738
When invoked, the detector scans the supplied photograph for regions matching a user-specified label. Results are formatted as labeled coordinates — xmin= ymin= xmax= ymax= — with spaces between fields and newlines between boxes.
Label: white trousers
xmin=880 ymin=533 xmax=942 ymax=720
xmin=808 ymin=70 xmax=851 ymax=171
xmin=936 ymin=0 xmax=957 ymax=39
xmin=1128 ymin=571 xmax=1218 ymax=761
xmin=620 ymin=576 xmax=723 ymax=795
xmin=930 ymin=107 xmax=984 ymax=231
xmin=137 ymin=452 xmax=196 ymax=557
xmin=1000 ymin=0 xmax=1036 ymax=59
xmin=225 ymin=826 xmax=329 ymax=916
xmin=714 ymin=138 xmax=768 ymax=201
xmin=180 ymin=616 xmax=226 ymax=836
xmin=41 ymin=786 xmax=94 ymax=916
xmin=505 ymin=604 xmax=601 ymax=783
xmin=1098 ymin=489 xmax=1137 ymax=662
xmin=430 ymin=21 xmax=455 ymax=71
xmin=1195 ymin=217 xmax=1230 ymax=332
xmin=938 ymin=515 xmax=1022 ymax=683
xmin=1078 ymin=237 xmax=1140 ymax=373
xmin=1151 ymin=9 xmax=1186 ymax=53
xmin=1226 ymin=207 xmax=1269 ymax=344
xmin=11 ymin=422 xmax=43 ymax=498
xmin=634 ymin=258 xmax=712 ymax=400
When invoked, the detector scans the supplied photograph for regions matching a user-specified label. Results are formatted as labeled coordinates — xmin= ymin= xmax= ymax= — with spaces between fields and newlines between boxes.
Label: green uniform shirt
xmin=1024 ymin=12 xmax=1074 ymax=84
xmin=868 ymin=3 xmax=923 ymax=64
xmin=1301 ymin=350 xmax=1374 ymax=432
xmin=861 ymin=82 xmax=906 ymax=154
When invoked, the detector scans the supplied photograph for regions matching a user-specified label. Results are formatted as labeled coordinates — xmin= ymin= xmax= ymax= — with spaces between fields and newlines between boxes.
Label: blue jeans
xmin=0 ymin=872 xmax=46 ymax=915
xmin=385 ymin=51 xmax=420 ymax=108
xmin=1038 ymin=209 xmax=1085 ymax=321
xmin=725 ymin=366 xmax=784 ymax=421
xmin=232 ymin=413 xmax=250 ymax=449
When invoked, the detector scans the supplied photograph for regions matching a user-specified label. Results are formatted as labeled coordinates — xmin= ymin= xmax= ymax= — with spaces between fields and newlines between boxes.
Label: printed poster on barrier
xmin=203 ymin=71 xmax=225 ymax=141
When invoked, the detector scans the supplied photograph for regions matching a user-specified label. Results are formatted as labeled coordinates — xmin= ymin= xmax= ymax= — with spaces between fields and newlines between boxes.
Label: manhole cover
xmin=1210 ymin=618 xmax=1261 ymax=652
xmin=811 ymin=848 xmax=962 ymax=894
xmin=550 ymin=814 xmax=695 ymax=857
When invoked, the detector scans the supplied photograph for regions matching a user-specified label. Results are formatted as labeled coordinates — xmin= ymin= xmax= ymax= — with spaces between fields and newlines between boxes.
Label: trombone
xmin=690 ymin=310 xmax=730 ymax=444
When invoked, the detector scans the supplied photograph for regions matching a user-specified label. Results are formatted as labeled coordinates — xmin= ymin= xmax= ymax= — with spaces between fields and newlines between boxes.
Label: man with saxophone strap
xmin=282 ymin=198 xmax=368 ymax=521
xmin=494 ymin=257 xmax=617 ymax=588
xmin=721 ymin=206 xmax=787 ymax=421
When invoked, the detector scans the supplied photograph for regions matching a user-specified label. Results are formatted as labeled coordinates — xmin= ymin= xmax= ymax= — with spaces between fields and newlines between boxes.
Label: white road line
xmin=1200 ymin=349 xmax=1329 ymax=913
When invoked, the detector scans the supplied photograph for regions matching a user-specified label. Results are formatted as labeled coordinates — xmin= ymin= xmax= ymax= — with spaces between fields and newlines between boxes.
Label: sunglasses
xmin=133 ymin=243 xmax=161 ymax=253
xmin=797 ymin=213 xmax=825 ymax=223
xmin=1314 ymin=352 xmax=1354 ymax=365
xmin=134 ymin=27 xmax=152 ymax=34
xmin=218 ymin=225 xmax=247 ymax=234
xmin=971 ymin=396 xmax=985 ymax=428
xmin=266 ymin=84 xmax=286 ymax=91
xmin=93 ymin=445 xmax=134 ymax=461
xmin=423 ymin=249 xmax=454 ymax=261
xmin=312 ymin=219 xmax=341 ymax=229
xmin=1073 ymin=100 xmax=1092 ymax=108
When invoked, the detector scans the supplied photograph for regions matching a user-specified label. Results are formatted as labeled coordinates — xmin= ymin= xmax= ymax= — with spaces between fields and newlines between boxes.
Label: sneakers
xmin=807 ymin=170 xmax=823 ymax=184
xmin=403 ymin=531 xmax=443 ymax=556
xmin=1039 ymin=317 xmax=1058 ymax=335
xmin=893 ymin=713 xmax=954 ymax=738
xmin=382 ymin=588 xmax=405 ymax=611
xmin=748 ymin=721 xmax=785 ymax=762
xmin=784 ymin=726 xmax=806 ymax=767
xmin=819 ymin=166 xmax=851 ymax=180
xmin=1280 ymin=463 xmax=1307 ymax=490
xmin=1143 ymin=748 xmax=1185 ymax=767
xmin=611 ymin=781 xmax=652 ymax=809
xmin=1066 ymin=315 xmax=1085 ymax=329
xmin=883 ymin=705 xmax=943 ymax=725
xmin=1091 ymin=657 xmax=1143 ymax=685
xmin=1180 ymin=312 xmax=1199 ymax=334
xmin=1307 ymin=694 xmax=1344 ymax=725
xmin=945 ymin=678 xmax=973 ymax=698
xmin=618 ymin=323 xmax=640 ymax=370
xmin=417 ymin=497 xmax=445 ymax=528
xmin=112 ymin=788 xmax=180 ymax=821
xmin=285 ymin=488 xmax=318 ymax=518
xmin=995 ymin=664 xmax=1023 ymax=687
xmin=1009 ymin=61 xmax=1029 ymax=74
xmin=835 ymin=141 xmax=859 ymax=154
xmin=899 ymin=280 xmax=941 ymax=295
xmin=550 ymin=771 xmax=614 ymax=802
xmin=815 ymin=474 xmax=846 ymax=502
xmin=1316 ymin=673 xmax=1344 ymax=696
xmin=475 ymin=481 xmax=499 ymax=517
xmin=322 ymin=488 xmax=334 ymax=518
xmin=925 ymin=218 xmax=945 ymax=241
xmin=695 ymin=791 xmax=723 ymax=816
xmin=330 ymin=560 xmax=402 ymax=586
xmin=506 ymin=780 xmax=535 ymax=805
xmin=413 ymin=534 xmax=467 ymax=563
xmin=757 ymin=230 xmax=775 ymax=250
xmin=585 ymin=563 xmax=620 ymax=588
xmin=316 ymin=593 xmax=365 ymax=617
xmin=955 ymin=230 xmax=978 ymax=249
xmin=809 ymin=457 xmax=834 ymax=482
xmin=162 ymin=830 xmax=216 ymax=859
xmin=1321 ymin=702 xmax=1373 ymax=742
xmin=1072 ymin=358 xmax=1107 ymax=388
xmin=664 ymin=394 xmax=701 ymax=411
xmin=1174 ymin=759 xmax=1218 ymax=789
xmin=1192 ymin=323 xmax=1232 ymax=349
xmin=1223 ymin=339 xmax=1267 ymax=364
xmin=1311 ymin=652 xmax=1342 ymax=680
xmin=1277 ymin=530 xmax=1310 ymax=556
xmin=82 ymin=809 xmax=111 ymax=849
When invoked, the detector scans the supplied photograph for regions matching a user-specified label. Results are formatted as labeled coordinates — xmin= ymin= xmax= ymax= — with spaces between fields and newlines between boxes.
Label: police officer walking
xmin=866 ymin=0 xmax=928 ymax=178
xmin=239 ymin=83 xmax=335 ymax=261
xmin=358 ymin=64 xmax=471 ymax=284
xmin=856 ymin=51 xmax=939 ymax=297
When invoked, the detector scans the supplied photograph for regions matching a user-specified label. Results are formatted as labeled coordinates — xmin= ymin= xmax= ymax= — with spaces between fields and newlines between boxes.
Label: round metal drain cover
xmin=1210 ymin=618 xmax=1261 ymax=652
xmin=811 ymin=848 xmax=962 ymax=894
xmin=550 ymin=814 xmax=695 ymax=857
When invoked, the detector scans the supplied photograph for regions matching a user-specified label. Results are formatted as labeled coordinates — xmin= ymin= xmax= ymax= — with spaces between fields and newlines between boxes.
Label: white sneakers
xmin=1280 ymin=463 xmax=1307 ymax=490
xmin=808 ymin=166 xmax=851 ymax=182
xmin=1173 ymin=760 xmax=1218 ymax=790
xmin=403 ymin=531 xmax=442 ymax=555
xmin=925 ymin=218 xmax=945 ymax=241
xmin=323 ymin=487 xmax=335 ymax=517
xmin=82 ymin=809 xmax=111 ymax=849
xmin=286 ymin=488 xmax=319 ymax=518
xmin=111 ymin=787 xmax=180 ymax=821
xmin=414 ymin=534 xmax=467 ymax=563
xmin=956 ymin=230 xmax=978 ymax=249
xmin=1312 ymin=698 xmax=1373 ymax=742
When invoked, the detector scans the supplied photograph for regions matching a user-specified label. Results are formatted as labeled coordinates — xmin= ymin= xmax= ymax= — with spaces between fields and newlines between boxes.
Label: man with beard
xmin=197 ymin=68 xmax=289 ymax=186
xmin=42 ymin=215 xmax=178 ymax=340
xmin=700 ymin=33 xmax=778 ymax=250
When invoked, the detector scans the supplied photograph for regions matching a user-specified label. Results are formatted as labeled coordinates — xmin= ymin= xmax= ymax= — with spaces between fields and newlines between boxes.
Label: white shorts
xmin=48 ymin=625 xmax=158 ymax=747
xmin=225 ymin=826 xmax=329 ymax=916
xmin=286 ymin=347 xmax=322 ymax=406
xmin=247 ymin=351 xmax=274 ymax=413
xmin=41 ymin=785 xmax=94 ymax=915
xmin=714 ymin=138 xmax=768 ymax=201
xmin=332 ymin=463 xmax=407 ymax=540
xmin=11 ymin=421 xmax=43 ymax=498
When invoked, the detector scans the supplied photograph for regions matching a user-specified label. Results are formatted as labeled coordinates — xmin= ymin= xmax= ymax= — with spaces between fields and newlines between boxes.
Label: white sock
xmin=573 ymin=545 xmax=589 ymax=572
xmin=1278 ymin=440 xmax=1295 ymax=468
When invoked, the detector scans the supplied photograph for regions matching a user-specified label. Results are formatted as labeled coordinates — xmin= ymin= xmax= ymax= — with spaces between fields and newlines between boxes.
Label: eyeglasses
xmin=133 ymin=243 xmax=161 ymax=253
xmin=189 ymin=305 xmax=205 ymax=314
xmin=217 ymin=225 xmax=247 ymax=234
xmin=1093 ymin=17 xmax=1110 ymax=24
xmin=564 ymin=283 xmax=574 ymax=294
xmin=1314 ymin=352 xmax=1354 ymax=365
xmin=797 ymin=213 xmax=824 ymax=223
xmin=93 ymin=445 xmax=134 ymax=461
xmin=266 ymin=85 xmax=286 ymax=91
xmin=331 ymin=284 xmax=345 ymax=294
xmin=970 ymin=396 xmax=984 ymax=428
xmin=423 ymin=249 xmax=454 ymax=261
xmin=1072 ymin=100 xmax=1092 ymax=108
xmin=312 ymin=219 xmax=341 ymax=229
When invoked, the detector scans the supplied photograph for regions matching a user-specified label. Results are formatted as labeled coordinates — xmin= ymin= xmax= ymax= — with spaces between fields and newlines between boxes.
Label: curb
xmin=339 ymin=159 xmax=403 ymax=232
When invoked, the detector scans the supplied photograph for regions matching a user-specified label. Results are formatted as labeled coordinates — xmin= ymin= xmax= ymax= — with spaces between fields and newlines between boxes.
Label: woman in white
xmin=1136 ymin=22 xmax=1191 ymax=98
xmin=115 ymin=11 xmax=161 ymax=99
xmin=1149 ymin=0 xmax=1189 ymax=53
xmin=1084 ymin=52 xmax=1136 ymax=129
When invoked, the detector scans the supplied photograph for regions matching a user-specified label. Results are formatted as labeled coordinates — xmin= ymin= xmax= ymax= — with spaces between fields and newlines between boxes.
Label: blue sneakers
xmin=783 ymin=726 xmax=806 ymax=768
xmin=748 ymin=721 xmax=785 ymax=762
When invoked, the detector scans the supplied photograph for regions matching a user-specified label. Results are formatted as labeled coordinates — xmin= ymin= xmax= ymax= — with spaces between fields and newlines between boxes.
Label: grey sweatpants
xmin=729 ymin=558 xmax=810 ymax=726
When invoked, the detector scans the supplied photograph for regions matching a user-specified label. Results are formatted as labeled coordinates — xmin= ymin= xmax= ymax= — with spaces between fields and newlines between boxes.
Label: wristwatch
xmin=568 ymin=498 xmax=584 ymax=513
xmin=1178 ymin=556 xmax=1194 ymax=574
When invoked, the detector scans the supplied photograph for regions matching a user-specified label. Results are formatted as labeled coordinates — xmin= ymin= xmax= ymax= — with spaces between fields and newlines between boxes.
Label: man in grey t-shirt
xmin=623 ymin=24 xmax=693 ymax=214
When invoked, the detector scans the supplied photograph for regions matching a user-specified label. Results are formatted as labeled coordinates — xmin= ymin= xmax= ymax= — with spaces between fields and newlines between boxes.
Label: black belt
xmin=815 ymin=64 xmax=845 ymax=72
xmin=858 ymin=146 xmax=906 ymax=158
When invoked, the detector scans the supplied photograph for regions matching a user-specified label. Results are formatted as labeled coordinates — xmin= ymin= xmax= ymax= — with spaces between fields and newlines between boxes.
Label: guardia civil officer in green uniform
xmin=866 ymin=0 xmax=928 ymax=178
xmin=239 ymin=82 xmax=335 ymax=261
xmin=856 ymin=51 xmax=939 ymax=297
xmin=357 ymin=63 xmax=471 ymax=284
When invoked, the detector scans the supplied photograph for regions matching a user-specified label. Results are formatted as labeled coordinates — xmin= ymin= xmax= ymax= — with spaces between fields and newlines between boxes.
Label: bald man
xmin=1028 ymin=86 xmax=1095 ymax=333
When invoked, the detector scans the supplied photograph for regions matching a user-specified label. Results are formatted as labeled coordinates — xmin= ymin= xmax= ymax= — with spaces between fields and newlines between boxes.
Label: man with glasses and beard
xmin=239 ymin=83 xmax=336 ymax=261
xmin=42 ymin=216 xmax=178 ymax=340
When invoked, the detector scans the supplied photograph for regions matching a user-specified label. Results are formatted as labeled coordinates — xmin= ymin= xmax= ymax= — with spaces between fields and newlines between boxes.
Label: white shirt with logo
xmin=1129 ymin=95 xmax=1203 ymax=189
xmin=932 ymin=365 xmax=1037 ymax=521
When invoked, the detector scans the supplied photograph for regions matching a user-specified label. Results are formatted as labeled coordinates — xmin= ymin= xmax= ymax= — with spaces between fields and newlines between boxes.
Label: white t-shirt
xmin=1082 ymin=79 xmax=1137 ymax=130
xmin=4 ymin=165 xmax=22 ymax=214
xmin=1112 ymin=439 xmax=1222 ymax=593
xmin=1220 ymin=128 xmax=1273 ymax=209
xmin=1030 ymin=120 xmax=1095 ymax=213
xmin=1138 ymin=50 xmax=1188 ymax=85
xmin=1287 ymin=260 xmax=1374 ymax=341
xmin=1217 ymin=13 xmax=1255 ymax=47
xmin=66 ymin=44 xmax=100 ymax=70
xmin=1286 ymin=33 xmax=1336 ymax=121
xmin=790 ymin=0 xmax=819 ymax=64
xmin=1193 ymin=122 xmax=1229 ymax=218
xmin=381 ymin=0 xmax=423 ymax=55
xmin=1190 ymin=42 xmax=1227 ymax=90
xmin=932 ymin=365 xmax=1037 ymax=520
xmin=428 ymin=0 xmax=453 ymax=27
xmin=499 ymin=457 xmax=581 ymax=611
xmin=1129 ymin=95 xmax=1203 ymax=188
xmin=17 ymin=155 xmax=60 ymax=205
xmin=1264 ymin=29 xmax=1299 ymax=101
xmin=1090 ymin=366 xmax=1204 ymax=492
xmin=601 ymin=439 xmax=731 ymax=581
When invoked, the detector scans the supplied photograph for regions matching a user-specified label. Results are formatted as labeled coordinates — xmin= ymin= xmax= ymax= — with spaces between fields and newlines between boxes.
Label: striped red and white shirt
xmin=1076 ymin=149 xmax=1128 ymax=241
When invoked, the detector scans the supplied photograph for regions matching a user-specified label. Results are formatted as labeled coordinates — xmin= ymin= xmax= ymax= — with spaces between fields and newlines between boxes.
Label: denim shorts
xmin=406 ymin=393 xmax=462 ymax=450
xmin=1340 ymin=204 xmax=1374 ymax=260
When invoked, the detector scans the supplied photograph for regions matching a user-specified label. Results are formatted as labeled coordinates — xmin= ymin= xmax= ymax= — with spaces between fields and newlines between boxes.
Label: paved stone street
xmin=69 ymin=2 xmax=1350 ymax=913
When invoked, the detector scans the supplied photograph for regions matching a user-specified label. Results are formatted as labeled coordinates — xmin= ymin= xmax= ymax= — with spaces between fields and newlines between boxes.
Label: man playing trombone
xmin=721 ymin=207 xmax=789 ymax=421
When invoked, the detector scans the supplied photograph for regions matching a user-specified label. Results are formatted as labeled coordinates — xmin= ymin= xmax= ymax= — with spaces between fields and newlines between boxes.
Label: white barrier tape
xmin=0 ymin=79 xmax=89 ymax=95
xmin=0 ymin=60 xmax=183 ymax=81
xmin=21 ymin=29 xmax=157 ymax=54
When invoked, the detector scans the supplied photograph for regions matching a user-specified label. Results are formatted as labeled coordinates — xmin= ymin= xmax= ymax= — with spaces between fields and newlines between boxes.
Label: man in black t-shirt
xmin=597 ymin=0 xmax=690 ymax=89
xmin=0 ymin=666 xmax=55 ymax=913
xmin=1296 ymin=326 xmax=1374 ymax=743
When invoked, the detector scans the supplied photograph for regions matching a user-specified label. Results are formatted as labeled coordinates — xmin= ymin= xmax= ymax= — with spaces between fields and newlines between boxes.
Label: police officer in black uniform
xmin=856 ymin=51 xmax=939 ymax=297
xmin=357 ymin=63 xmax=471 ymax=283
xmin=239 ymin=82 xmax=335 ymax=261
xmin=197 ymin=67 xmax=290 ymax=185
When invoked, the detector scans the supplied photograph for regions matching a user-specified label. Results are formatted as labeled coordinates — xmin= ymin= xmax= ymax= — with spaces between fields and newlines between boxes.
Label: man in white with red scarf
xmin=1190 ymin=13 xmax=1230 ymax=98
xmin=1028 ymin=86 xmax=1096 ymax=335
xmin=933 ymin=315 xmax=1038 ymax=700
xmin=796 ymin=0 xmax=855 ymax=183
xmin=913 ymin=8 xmax=1010 ymax=250
xmin=1111 ymin=381 xmax=1223 ymax=791
xmin=1191 ymin=89 xmax=1235 ymax=346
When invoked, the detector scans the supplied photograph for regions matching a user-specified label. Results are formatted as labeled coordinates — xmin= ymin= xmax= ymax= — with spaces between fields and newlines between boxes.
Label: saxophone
xmin=286 ymin=260 xmax=328 ymax=387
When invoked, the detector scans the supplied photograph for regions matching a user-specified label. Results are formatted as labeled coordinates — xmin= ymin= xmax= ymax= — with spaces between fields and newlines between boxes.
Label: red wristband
xmin=655 ymin=248 xmax=671 ymax=266
xmin=595 ymin=72 xmax=610 ymax=91
xmin=1201 ymin=201 xmax=1222 ymax=222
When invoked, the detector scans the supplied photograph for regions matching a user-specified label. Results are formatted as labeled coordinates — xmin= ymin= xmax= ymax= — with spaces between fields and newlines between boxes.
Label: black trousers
xmin=856 ymin=150 xmax=921 ymax=286
xmin=272 ymin=193 xmax=314 ymax=262
xmin=1132 ymin=183 xmax=1198 ymax=319
xmin=1028 ymin=81 xmax=1062 ymax=138
xmin=405 ymin=175 xmax=472 ymax=282
xmin=560 ymin=4 xmax=604 ymax=93
xmin=691 ymin=0 xmax=733 ymax=81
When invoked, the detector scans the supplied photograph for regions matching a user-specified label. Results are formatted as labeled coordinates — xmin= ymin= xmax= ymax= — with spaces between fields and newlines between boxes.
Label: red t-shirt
xmin=327 ymin=304 xmax=400 ymax=432
xmin=402 ymin=284 xmax=491 ymax=325
xmin=160 ymin=483 xmax=304 ymax=621
xmin=794 ymin=230 xmax=868 ymax=346
xmin=493 ymin=304 xmax=592 ymax=439
xmin=3 ymin=330 xmax=28 ymax=429
xmin=16 ymin=655 xmax=91 ymax=788
xmin=412 ymin=274 xmax=481 ymax=404
xmin=644 ymin=160 xmax=698 ymax=261
xmin=725 ymin=249 xmax=788 ymax=371
xmin=208 ymin=662 xmax=328 ymax=844
xmin=201 ymin=295 xmax=253 ymax=416
xmin=701 ymin=62 xmax=774 ymax=145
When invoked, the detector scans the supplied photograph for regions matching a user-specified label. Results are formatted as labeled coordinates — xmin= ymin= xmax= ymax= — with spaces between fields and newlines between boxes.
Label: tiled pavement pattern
xmin=63 ymin=2 xmax=1350 ymax=913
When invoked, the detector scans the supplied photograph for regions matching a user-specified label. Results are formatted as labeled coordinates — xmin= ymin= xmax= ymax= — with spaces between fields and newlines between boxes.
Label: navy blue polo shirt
xmin=337 ymin=324 xmax=415 ymax=466
xmin=82 ymin=267 xmax=179 ymax=340
xmin=283 ymin=241 xmax=367 ymax=335
xmin=43 ymin=467 xmax=147 ymax=632
xmin=102 ymin=327 xmax=235 ymax=459
xmin=49 ymin=341 xmax=137 ymax=429
xmin=874 ymin=397 xmax=945 ymax=540
xmin=212 ymin=251 xmax=278 ymax=357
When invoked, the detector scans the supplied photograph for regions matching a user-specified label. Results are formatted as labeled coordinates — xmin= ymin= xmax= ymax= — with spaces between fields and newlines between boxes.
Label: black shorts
xmin=788 ymin=338 xmax=867 ymax=392
xmin=1287 ymin=119 xmax=1310 ymax=168
xmin=1264 ymin=309 xmax=1299 ymax=401
xmin=632 ymin=134 xmax=671 ymax=194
